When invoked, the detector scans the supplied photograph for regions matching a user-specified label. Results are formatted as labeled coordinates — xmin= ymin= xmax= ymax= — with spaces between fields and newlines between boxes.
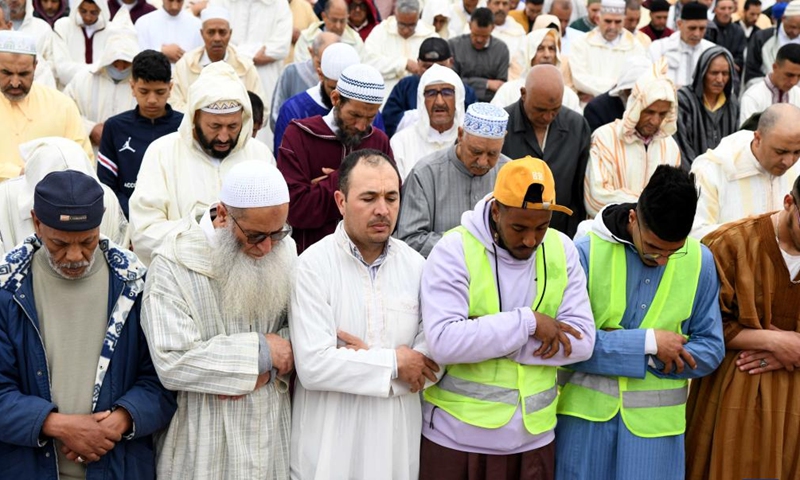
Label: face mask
xmin=106 ymin=65 xmax=131 ymax=82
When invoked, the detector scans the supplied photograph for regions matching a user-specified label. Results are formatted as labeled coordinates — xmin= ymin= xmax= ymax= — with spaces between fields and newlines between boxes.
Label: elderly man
xmin=363 ymin=0 xmax=438 ymax=94
xmin=269 ymin=32 xmax=339 ymax=132
xmin=569 ymin=0 xmax=600 ymax=32
xmin=510 ymin=0 xmax=543 ymax=32
xmin=64 ymin=22 xmax=140 ymax=148
xmin=277 ymin=64 xmax=393 ymax=254
xmin=0 ymin=137 xmax=128 ymax=254
xmin=135 ymin=0 xmax=203 ymax=65
xmin=676 ymin=46 xmax=739 ymax=165
xmin=690 ymin=104 xmax=800 ymax=239
xmin=419 ymin=157 xmax=596 ymax=480
xmin=170 ymin=6 xmax=265 ymax=112
xmin=0 ymin=31 xmax=92 ymax=181
xmin=384 ymin=37 xmax=477 ymax=136
xmin=685 ymin=173 xmax=800 ymax=480
xmin=209 ymin=0 xmax=292 ymax=108
xmin=745 ymin=0 xmax=800 ymax=87
xmin=391 ymin=64 xmax=466 ymax=178
xmin=142 ymin=161 xmax=296 ymax=479
xmin=0 ymin=169 xmax=176 ymax=479
xmin=273 ymin=42 xmax=361 ymax=153
xmin=487 ymin=0 xmax=527 ymax=78
xmin=704 ymin=0 xmax=744 ymax=72
xmin=556 ymin=165 xmax=725 ymax=480
xmin=129 ymin=62 xmax=274 ymax=266
xmin=397 ymin=102 xmax=509 ymax=256
xmin=502 ymin=64 xmax=591 ymax=237
xmin=491 ymin=26 xmax=581 ymax=110
xmin=740 ymin=43 xmax=800 ymax=126
xmin=570 ymin=0 xmax=646 ymax=100
xmin=290 ymin=149 xmax=439 ymax=479
xmin=585 ymin=63 xmax=681 ymax=217
xmin=649 ymin=2 xmax=714 ymax=88
xmin=294 ymin=0 xmax=364 ymax=63
xmin=640 ymin=0 xmax=672 ymax=41
xmin=449 ymin=7 xmax=509 ymax=102
xmin=98 ymin=50 xmax=182 ymax=219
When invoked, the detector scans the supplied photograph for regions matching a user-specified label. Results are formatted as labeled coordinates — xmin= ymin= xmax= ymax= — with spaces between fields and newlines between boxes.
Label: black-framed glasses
xmin=635 ymin=217 xmax=687 ymax=261
xmin=423 ymin=87 xmax=456 ymax=99
xmin=229 ymin=215 xmax=292 ymax=245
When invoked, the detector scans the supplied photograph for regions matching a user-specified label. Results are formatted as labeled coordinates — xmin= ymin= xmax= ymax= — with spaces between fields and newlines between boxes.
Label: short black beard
xmin=333 ymin=107 xmax=368 ymax=149
xmin=320 ymin=83 xmax=333 ymax=109
xmin=194 ymin=122 xmax=238 ymax=159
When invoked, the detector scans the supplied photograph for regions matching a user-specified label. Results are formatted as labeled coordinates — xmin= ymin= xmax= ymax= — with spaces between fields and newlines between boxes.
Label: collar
xmin=307 ymin=83 xmax=327 ymax=109
xmin=703 ymin=92 xmax=727 ymax=112
xmin=336 ymin=222 xmax=390 ymax=267
xmin=200 ymin=49 xmax=229 ymax=67
xmin=200 ymin=205 xmax=218 ymax=246
xmin=323 ymin=108 xmax=338 ymax=133
xmin=765 ymin=73 xmax=787 ymax=97
xmin=426 ymin=123 xmax=458 ymax=144
xmin=134 ymin=103 xmax=175 ymax=122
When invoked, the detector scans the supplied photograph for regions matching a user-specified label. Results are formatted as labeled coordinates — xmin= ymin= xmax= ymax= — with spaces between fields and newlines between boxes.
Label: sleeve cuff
xmin=258 ymin=334 xmax=273 ymax=374
xmin=645 ymin=328 xmax=658 ymax=355
xmin=527 ymin=309 xmax=538 ymax=336
xmin=391 ymin=350 xmax=398 ymax=379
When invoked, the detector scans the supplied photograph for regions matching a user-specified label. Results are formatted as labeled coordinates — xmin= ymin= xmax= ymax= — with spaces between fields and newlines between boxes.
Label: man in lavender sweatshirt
xmin=419 ymin=156 xmax=597 ymax=480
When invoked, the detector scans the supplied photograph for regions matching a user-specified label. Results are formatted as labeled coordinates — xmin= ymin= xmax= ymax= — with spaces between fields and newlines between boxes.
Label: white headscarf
xmin=91 ymin=8 xmax=140 ymax=71
xmin=421 ymin=0 xmax=452 ymax=38
xmin=415 ymin=64 xmax=466 ymax=145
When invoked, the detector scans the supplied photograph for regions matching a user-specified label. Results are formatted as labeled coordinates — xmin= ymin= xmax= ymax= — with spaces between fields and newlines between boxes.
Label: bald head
xmin=521 ymin=65 xmax=564 ymax=130
xmin=753 ymin=103 xmax=800 ymax=176
xmin=312 ymin=32 xmax=341 ymax=66
xmin=323 ymin=0 xmax=349 ymax=35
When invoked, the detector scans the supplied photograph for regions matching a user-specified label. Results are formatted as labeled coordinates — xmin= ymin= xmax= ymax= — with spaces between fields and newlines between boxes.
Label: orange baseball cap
xmin=493 ymin=156 xmax=573 ymax=215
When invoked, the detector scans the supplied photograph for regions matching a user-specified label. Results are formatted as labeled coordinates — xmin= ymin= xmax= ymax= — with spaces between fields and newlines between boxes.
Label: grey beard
xmin=212 ymin=225 xmax=293 ymax=326
xmin=45 ymin=246 xmax=98 ymax=280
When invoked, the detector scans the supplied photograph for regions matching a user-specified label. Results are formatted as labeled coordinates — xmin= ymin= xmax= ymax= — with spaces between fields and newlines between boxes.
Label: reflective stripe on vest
xmin=424 ymin=226 xmax=568 ymax=435
xmin=557 ymin=232 xmax=701 ymax=438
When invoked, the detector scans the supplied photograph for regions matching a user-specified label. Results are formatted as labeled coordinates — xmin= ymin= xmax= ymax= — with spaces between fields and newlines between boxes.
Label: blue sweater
xmin=98 ymin=105 xmax=182 ymax=218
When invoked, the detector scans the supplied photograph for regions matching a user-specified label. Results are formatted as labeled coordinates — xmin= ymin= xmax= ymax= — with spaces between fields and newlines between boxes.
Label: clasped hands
xmin=532 ymin=312 xmax=583 ymax=359
xmin=41 ymin=408 xmax=132 ymax=464
xmin=219 ymin=333 xmax=294 ymax=401
xmin=337 ymin=330 xmax=440 ymax=393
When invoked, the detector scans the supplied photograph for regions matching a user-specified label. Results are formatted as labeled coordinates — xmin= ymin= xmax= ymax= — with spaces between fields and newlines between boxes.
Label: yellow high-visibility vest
xmin=557 ymin=232 xmax=702 ymax=438
xmin=424 ymin=226 xmax=568 ymax=435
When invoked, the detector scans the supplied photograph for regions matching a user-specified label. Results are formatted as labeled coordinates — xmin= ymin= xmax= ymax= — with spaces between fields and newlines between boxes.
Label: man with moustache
xmin=690 ymin=104 xmax=800 ymax=238
xmin=142 ymin=161 xmax=295 ymax=479
xmin=278 ymin=63 xmax=393 ymax=254
xmin=0 ymin=170 xmax=176 ymax=479
xmin=649 ymin=2 xmax=714 ymax=88
xmin=129 ymin=61 xmax=274 ymax=266
xmin=390 ymin=64 xmax=466 ymax=179
xmin=290 ymin=149 xmax=440 ymax=479
xmin=397 ymin=102 xmax=510 ymax=257
xmin=449 ymin=7 xmax=510 ymax=102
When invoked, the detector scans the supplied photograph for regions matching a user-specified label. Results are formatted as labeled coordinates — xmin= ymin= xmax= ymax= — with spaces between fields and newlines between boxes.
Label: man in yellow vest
xmin=555 ymin=165 xmax=725 ymax=480
xmin=419 ymin=156 xmax=597 ymax=480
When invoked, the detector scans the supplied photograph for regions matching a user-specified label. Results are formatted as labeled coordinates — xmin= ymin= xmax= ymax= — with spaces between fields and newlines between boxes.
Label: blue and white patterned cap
xmin=0 ymin=31 xmax=37 ymax=56
xmin=336 ymin=64 xmax=385 ymax=105
xmin=463 ymin=103 xmax=509 ymax=139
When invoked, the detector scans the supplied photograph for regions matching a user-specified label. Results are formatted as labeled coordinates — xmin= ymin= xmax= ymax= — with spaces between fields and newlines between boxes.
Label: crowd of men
xmin=0 ymin=0 xmax=799 ymax=477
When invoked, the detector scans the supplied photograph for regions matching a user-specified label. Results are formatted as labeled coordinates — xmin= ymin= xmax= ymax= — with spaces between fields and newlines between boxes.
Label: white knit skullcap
xmin=600 ymin=0 xmax=626 ymax=15
xmin=219 ymin=161 xmax=289 ymax=208
xmin=0 ymin=31 xmax=37 ymax=56
xmin=200 ymin=5 xmax=230 ymax=24
xmin=321 ymin=43 xmax=361 ymax=81
xmin=785 ymin=0 xmax=800 ymax=17
xmin=336 ymin=64 xmax=386 ymax=104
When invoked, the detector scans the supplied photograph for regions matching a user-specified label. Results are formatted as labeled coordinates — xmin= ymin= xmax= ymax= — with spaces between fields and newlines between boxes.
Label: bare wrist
xmin=41 ymin=411 xmax=65 ymax=439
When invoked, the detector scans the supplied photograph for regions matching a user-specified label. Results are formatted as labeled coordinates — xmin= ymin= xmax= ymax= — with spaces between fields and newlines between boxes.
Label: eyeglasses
xmin=348 ymin=2 xmax=366 ymax=11
xmin=397 ymin=20 xmax=418 ymax=29
xmin=229 ymin=214 xmax=292 ymax=245
xmin=635 ymin=217 xmax=687 ymax=261
xmin=423 ymin=87 xmax=456 ymax=99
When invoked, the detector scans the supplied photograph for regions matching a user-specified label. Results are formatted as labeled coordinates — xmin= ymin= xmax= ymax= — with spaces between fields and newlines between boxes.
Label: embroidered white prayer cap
xmin=200 ymin=5 xmax=231 ymax=24
xmin=219 ymin=160 xmax=289 ymax=208
xmin=600 ymin=0 xmax=626 ymax=15
xmin=0 ymin=31 xmax=37 ymax=56
xmin=321 ymin=43 xmax=360 ymax=81
xmin=463 ymin=102 xmax=509 ymax=139
xmin=201 ymin=99 xmax=243 ymax=114
xmin=785 ymin=0 xmax=800 ymax=17
xmin=336 ymin=64 xmax=385 ymax=104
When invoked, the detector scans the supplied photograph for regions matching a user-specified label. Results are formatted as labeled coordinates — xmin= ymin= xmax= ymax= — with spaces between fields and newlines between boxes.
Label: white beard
xmin=212 ymin=225 xmax=293 ymax=326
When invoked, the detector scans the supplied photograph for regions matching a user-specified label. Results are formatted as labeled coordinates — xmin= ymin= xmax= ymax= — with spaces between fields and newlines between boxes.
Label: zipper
xmin=13 ymin=295 xmax=59 ymax=471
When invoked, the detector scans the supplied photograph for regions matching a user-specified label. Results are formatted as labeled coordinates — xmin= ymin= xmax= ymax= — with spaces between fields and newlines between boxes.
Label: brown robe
xmin=685 ymin=213 xmax=800 ymax=479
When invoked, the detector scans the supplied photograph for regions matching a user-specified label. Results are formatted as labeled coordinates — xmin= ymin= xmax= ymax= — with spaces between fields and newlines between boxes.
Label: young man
xmin=98 ymin=49 xmax=181 ymax=218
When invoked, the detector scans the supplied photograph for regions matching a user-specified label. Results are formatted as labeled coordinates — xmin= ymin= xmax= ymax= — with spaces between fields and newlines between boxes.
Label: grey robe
xmin=396 ymin=144 xmax=509 ymax=257
xmin=448 ymin=34 xmax=510 ymax=102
